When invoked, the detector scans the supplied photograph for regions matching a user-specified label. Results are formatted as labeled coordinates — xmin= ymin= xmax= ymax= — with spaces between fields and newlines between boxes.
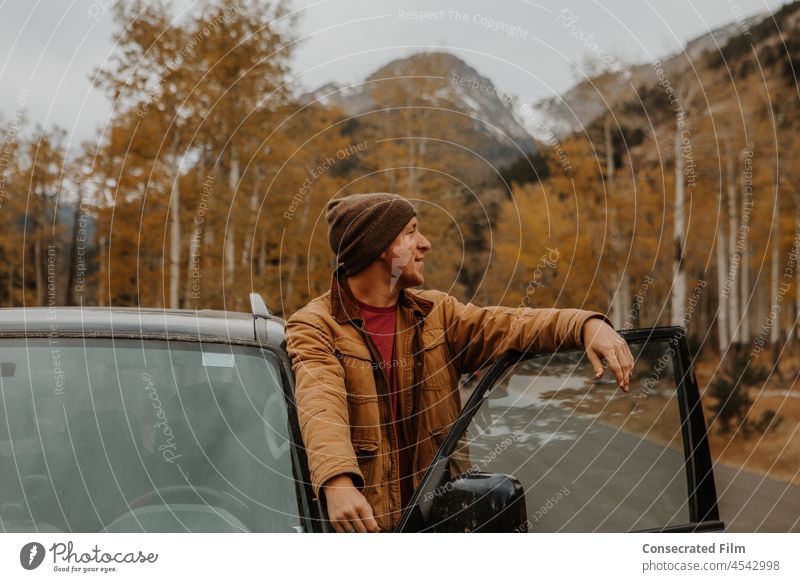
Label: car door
xmin=395 ymin=326 xmax=723 ymax=533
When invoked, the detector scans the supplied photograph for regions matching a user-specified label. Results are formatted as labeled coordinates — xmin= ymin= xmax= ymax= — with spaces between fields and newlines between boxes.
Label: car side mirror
xmin=406 ymin=471 xmax=527 ymax=532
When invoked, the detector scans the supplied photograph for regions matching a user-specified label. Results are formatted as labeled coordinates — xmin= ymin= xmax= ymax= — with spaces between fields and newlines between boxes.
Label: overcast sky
xmin=0 ymin=0 xmax=791 ymax=152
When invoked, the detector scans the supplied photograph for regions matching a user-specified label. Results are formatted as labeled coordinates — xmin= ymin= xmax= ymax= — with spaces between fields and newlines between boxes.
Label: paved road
xmin=714 ymin=463 xmax=800 ymax=532
xmin=466 ymin=392 xmax=692 ymax=532
xmin=458 ymin=383 xmax=800 ymax=532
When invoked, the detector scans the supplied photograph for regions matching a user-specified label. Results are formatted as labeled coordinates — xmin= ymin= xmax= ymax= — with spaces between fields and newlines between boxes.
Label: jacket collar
xmin=329 ymin=265 xmax=433 ymax=324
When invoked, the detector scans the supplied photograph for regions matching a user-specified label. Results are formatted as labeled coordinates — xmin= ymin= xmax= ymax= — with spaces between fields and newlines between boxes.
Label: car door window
xmin=400 ymin=330 xmax=719 ymax=533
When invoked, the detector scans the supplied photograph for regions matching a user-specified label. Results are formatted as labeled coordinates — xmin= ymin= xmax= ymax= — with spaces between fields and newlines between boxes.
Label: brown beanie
xmin=326 ymin=193 xmax=417 ymax=276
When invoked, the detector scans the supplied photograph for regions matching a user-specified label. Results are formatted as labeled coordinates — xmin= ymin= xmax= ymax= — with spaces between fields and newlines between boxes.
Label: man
xmin=285 ymin=192 xmax=633 ymax=533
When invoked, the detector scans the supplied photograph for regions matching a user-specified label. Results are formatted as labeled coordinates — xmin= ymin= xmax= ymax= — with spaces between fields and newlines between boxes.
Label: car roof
xmin=0 ymin=306 xmax=286 ymax=347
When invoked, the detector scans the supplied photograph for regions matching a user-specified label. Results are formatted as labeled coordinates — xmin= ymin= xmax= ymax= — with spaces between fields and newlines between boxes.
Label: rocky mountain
xmin=301 ymin=51 xmax=536 ymax=166
xmin=529 ymin=9 xmax=772 ymax=139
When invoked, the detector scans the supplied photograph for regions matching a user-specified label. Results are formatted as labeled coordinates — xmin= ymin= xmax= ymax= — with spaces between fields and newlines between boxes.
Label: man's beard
xmin=389 ymin=244 xmax=415 ymax=291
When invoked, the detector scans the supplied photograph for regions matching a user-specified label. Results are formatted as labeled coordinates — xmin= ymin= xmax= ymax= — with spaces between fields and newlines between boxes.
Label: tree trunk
xmin=184 ymin=160 xmax=208 ymax=309
xmin=740 ymin=147 xmax=752 ymax=344
xmin=608 ymin=195 xmax=624 ymax=325
xmin=406 ymin=115 xmax=416 ymax=194
xmin=671 ymin=128 xmax=687 ymax=326
xmin=97 ymin=236 xmax=107 ymax=306
xmin=169 ymin=168 xmax=181 ymax=309
xmin=2 ymin=262 xmax=7 ymax=306
xmin=6 ymin=257 xmax=15 ymax=306
xmin=284 ymin=185 xmax=312 ymax=308
xmin=225 ymin=146 xmax=239 ymax=290
xmin=770 ymin=177 xmax=780 ymax=370
xmin=34 ymin=236 xmax=44 ymax=306
xmin=621 ymin=275 xmax=630 ymax=329
xmin=795 ymin=187 xmax=800 ymax=342
xmin=65 ymin=189 xmax=84 ymax=305
xmin=725 ymin=147 xmax=740 ymax=345
xmin=258 ymin=237 xmax=267 ymax=276
xmin=716 ymin=214 xmax=729 ymax=352
xmin=184 ymin=213 xmax=196 ymax=309
xmin=241 ymin=187 xmax=259 ymax=267
xmin=605 ymin=116 xmax=625 ymax=329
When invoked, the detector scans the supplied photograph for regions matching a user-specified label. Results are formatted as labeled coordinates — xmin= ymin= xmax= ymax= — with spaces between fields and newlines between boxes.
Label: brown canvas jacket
xmin=285 ymin=266 xmax=611 ymax=531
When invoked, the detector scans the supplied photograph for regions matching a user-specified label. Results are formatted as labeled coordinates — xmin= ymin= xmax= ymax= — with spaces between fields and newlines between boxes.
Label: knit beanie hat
xmin=326 ymin=193 xmax=417 ymax=276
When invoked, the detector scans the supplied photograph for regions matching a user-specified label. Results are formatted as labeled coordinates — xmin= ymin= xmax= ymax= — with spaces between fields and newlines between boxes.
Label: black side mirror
xmin=405 ymin=471 xmax=527 ymax=532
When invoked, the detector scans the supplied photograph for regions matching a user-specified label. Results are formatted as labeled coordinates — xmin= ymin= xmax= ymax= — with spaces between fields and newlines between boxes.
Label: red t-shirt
xmin=356 ymin=299 xmax=412 ymax=507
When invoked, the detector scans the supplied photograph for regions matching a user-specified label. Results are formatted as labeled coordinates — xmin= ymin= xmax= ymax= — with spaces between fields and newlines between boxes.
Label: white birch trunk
xmin=725 ymin=149 xmax=740 ymax=344
xmin=241 ymin=189 xmax=259 ymax=267
xmin=621 ymin=275 xmax=630 ymax=328
xmin=98 ymin=236 xmax=107 ymax=306
xmin=795 ymin=188 xmax=800 ymax=341
xmin=605 ymin=115 xmax=625 ymax=329
xmin=285 ymin=188 xmax=312 ymax=306
xmin=225 ymin=147 xmax=239 ymax=288
xmin=672 ymin=128 xmax=687 ymax=326
xmin=770 ymin=193 xmax=780 ymax=348
xmin=258 ymin=237 xmax=267 ymax=276
xmin=34 ymin=237 xmax=43 ymax=306
xmin=716 ymin=213 xmax=729 ymax=352
xmin=739 ymin=147 xmax=752 ymax=343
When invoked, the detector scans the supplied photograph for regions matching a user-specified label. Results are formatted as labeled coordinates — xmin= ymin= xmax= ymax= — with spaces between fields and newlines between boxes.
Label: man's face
xmin=380 ymin=217 xmax=431 ymax=290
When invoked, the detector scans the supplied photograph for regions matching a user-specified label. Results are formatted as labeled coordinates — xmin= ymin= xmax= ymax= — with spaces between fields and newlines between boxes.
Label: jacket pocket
xmin=353 ymin=440 xmax=380 ymax=486
xmin=335 ymin=339 xmax=379 ymax=399
xmin=346 ymin=392 xmax=382 ymax=445
xmin=334 ymin=338 xmax=383 ymax=444
xmin=421 ymin=332 xmax=453 ymax=391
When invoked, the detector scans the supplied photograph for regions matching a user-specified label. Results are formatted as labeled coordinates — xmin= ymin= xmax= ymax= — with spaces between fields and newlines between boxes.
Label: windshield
xmin=0 ymin=338 xmax=301 ymax=532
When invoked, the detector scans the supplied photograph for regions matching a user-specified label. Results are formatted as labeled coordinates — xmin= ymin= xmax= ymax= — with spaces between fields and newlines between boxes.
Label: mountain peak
xmin=301 ymin=50 xmax=535 ymax=163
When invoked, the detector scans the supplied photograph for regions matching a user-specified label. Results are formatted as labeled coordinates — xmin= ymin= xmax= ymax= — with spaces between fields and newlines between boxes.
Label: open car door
xmin=395 ymin=326 xmax=724 ymax=533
